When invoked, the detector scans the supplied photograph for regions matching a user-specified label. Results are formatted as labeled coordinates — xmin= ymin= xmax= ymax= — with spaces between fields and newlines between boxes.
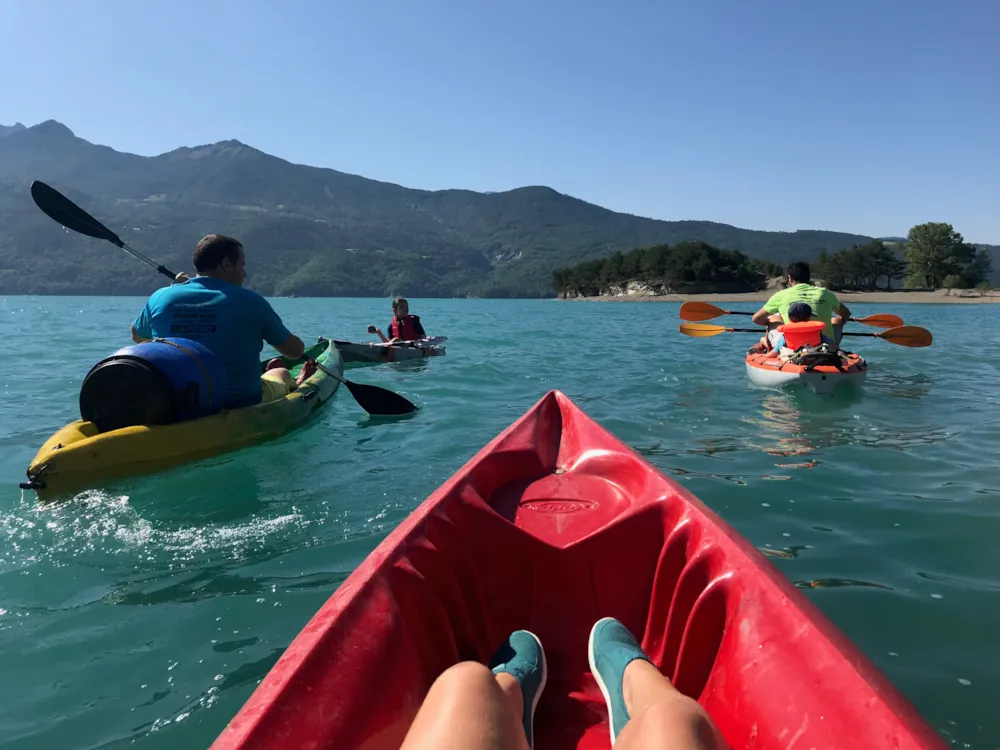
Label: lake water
xmin=1 ymin=296 xmax=997 ymax=748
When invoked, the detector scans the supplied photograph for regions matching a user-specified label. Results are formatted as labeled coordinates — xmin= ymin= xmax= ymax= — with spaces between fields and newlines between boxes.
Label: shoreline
xmin=563 ymin=289 xmax=999 ymax=304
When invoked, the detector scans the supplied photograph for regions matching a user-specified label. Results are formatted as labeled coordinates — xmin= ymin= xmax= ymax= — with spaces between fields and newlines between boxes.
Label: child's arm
xmin=367 ymin=325 xmax=390 ymax=343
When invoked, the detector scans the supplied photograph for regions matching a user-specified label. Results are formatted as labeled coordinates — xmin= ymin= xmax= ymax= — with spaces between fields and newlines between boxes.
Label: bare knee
xmin=627 ymin=696 xmax=725 ymax=749
xmin=431 ymin=661 xmax=497 ymax=693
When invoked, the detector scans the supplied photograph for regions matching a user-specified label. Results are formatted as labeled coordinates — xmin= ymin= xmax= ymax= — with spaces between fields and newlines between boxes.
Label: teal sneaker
xmin=588 ymin=617 xmax=653 ymax=745
xmin=489 ymin=630 xmax=548 ymax=749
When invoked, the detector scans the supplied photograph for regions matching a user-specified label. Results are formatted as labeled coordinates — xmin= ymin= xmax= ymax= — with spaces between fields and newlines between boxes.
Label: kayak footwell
xmin=212 ymin=390 xmax=946 ymax=750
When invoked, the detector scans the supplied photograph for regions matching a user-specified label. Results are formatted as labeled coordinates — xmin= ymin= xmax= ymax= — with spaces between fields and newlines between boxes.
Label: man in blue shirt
xmin=130 ymin=234 xmax=315 ymax=408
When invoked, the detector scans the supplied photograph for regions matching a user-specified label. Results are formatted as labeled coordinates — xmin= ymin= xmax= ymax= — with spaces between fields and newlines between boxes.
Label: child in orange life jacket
xmin=369 ymin=297 xmax=427 ymax=343
xmin=763 ymin=301 xmax=836 ymax=359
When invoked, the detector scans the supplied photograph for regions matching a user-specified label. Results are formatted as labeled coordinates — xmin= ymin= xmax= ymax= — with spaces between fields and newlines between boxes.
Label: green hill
xmin=0 ymin=120 xmax=881 ymax=297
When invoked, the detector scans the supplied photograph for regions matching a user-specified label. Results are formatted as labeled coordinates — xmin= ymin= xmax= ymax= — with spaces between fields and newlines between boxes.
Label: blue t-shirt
xmin=132 ymin=277 xmax=292 ymax=408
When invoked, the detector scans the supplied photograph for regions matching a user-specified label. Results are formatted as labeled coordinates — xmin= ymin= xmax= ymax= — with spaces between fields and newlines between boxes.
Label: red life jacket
xmin=390 ymin=315 xmax=421 ymax=341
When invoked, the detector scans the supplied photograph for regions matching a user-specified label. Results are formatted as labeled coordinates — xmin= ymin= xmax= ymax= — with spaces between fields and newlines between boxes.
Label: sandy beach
xmin=565 ymin=289 xmax=999 ymax=304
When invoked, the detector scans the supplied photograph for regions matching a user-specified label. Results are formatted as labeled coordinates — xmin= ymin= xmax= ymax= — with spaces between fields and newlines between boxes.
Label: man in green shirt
xmin=752 ymin=261 xmax=850 ymax=341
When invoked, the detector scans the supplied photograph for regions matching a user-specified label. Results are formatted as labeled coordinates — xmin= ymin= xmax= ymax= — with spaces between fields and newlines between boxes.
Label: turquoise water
xmin=1 ymin=296 xmax=998 ymax=748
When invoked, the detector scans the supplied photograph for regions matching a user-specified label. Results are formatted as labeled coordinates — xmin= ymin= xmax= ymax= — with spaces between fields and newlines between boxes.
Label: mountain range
xmin=0 ymin=119 xmax=967 ymax=297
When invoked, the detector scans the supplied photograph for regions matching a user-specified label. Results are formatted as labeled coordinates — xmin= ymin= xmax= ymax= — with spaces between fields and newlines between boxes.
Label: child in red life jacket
xmin=763 ymin=301 xmax=836 ymax=359
xmin=369 ymin=297 xmax=427 ymax=343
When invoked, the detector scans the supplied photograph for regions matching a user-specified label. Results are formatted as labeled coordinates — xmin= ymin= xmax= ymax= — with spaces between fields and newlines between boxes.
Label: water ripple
xmin=0 ymin=298 xmax=998 ymax=748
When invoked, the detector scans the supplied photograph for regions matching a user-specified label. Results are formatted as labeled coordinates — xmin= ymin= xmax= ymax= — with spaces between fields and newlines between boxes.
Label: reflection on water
xmin=794 ymin=577 xmax=893 ymax=591
xmin=758 ymin=545 xmax=811 ymax=559
xmin=866 ymin=372 xmax=934 ymax=401
xmin=344 ymin=358 xmax=434 ymax=375
xmin=355 ymin=410 xmax=422 ymax=429
xmin=741 ymin=394 xmax=840 ymax=457
xmin=739 ymin=387 xmax=955 ymax=459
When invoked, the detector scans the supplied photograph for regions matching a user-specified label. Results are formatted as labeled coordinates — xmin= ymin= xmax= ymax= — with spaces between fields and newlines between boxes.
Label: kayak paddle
xmin=31 ymin=180 xmax=180 ymax=281
xmin=678 ymin=301 xmax=755 ymax=320
xmin=848 ymin=313 xmax=905 ymax=329
xmin=30 ymin=180 xmax=419 ymax=415
xmin=678 ymin=323 xmax=933 ymax=347
xmin=308 ymin=360 xmax=418 ymax=415
xmin=678 ymin=301 xmax=903 ymax=329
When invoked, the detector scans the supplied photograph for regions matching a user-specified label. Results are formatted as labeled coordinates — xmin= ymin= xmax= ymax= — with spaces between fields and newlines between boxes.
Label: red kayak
xmin=211 ymin=391 xmax=946 ymax=750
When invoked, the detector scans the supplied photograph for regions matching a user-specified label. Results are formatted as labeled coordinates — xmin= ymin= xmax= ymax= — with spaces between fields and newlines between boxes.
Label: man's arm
xmin=131 ymin=325 xmax=150 ymax=344
xmin=752 ymin=292 xmax=782 ymax=327
xmin=412 ymin=316 xmax=426 ymax=338
xmin=827 ymin=290 xmax=850 ymax=321
xmin=751 ymin=306 xmax=771 ymax=327
xmin=131 ymin=302 xmax=154 ymax=343
xmin=273 ymin=333 xmax=306 ymax=360
xmin=256 ymin=296 xmax=304 ymax=360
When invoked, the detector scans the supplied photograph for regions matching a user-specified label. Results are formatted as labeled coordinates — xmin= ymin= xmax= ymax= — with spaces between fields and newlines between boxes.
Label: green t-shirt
xmin=763 ymin=283 xmax=842 ymax=339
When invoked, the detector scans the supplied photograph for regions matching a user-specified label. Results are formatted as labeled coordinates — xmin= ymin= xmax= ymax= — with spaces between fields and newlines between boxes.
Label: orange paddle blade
xmin=678 ymin=301 xmax=729 ymax=321
xmin=877 ymin=326 xmax=933 ymax=347
xmin=854 ymin=313 xmax=904 ymax=329
xmin=678 ymin=323 xmax=729 ymax=337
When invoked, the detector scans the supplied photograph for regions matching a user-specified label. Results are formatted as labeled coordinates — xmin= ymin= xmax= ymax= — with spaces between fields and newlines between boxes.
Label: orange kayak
xmin=746 ymin=350 xmax=868 ymax=394
xmin=211 ymin=390 xmax=945 ymax=750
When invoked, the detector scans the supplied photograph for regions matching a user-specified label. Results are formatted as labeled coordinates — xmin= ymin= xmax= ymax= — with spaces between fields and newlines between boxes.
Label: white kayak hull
xmin=335 ymin=337 xmax=447 ymax=364
xmin=745 ymin=352 xmax=867 ymax=395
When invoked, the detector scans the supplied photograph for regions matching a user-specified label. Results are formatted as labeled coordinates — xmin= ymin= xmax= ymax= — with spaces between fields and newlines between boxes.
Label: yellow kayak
xmin=21 ymin=339 xmax=343 ymax=499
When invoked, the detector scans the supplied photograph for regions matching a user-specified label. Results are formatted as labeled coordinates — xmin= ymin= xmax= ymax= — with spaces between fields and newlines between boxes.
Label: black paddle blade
xmin=30 ymin=180 xmax=124 ymax=247
xmin=344 ymin=380 xmax=419 ymax=415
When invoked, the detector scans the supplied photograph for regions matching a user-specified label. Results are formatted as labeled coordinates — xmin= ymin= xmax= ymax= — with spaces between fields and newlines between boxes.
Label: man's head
xmin=786 ymin=261 xmax=811 ymax=285
xmin=787 ymin=301 xmax=813 ymax=322
xmin=392 ymin=297 xmax=409 ymax=317
xmin=193 ymin=234 xmax=246 ymax=286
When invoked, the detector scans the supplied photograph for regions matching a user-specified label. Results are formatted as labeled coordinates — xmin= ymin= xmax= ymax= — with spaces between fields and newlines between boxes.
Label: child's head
xmin=787 ymin=302 xmax=813 ymax=322
xmin=392 ymin=297 xmax=409 ymax=316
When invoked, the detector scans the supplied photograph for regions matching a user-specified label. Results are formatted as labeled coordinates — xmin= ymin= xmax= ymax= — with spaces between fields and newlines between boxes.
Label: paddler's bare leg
xmin=399 ymin=662 xmax=530 ymax=750
xmin=615 ymin=659 xmax=727 ymax=749
xmin=401 ymin=630 xmax=545 ymax=750
xmin=590 ymin=617 xmax=726 ymax=749
xmin=263 ymin=358 xmax=318 ymax=390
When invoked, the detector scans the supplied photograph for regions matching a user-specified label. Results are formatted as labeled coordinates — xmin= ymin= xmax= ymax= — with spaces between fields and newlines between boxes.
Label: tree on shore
xmin=551 ymin=242 xmax=779 ymax=297
xmin=904 ymin=222 xmax=991 ymax=289
xmin=550 ymin=221 xmax=992 ymax=296
xmin=814 ymin=241 xmax=906 ymax=291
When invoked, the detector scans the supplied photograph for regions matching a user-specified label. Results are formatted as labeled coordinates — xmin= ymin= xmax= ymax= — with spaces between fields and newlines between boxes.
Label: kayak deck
xmin=23 ymin=339 xmax=344 ymax=498
xmin=211 ymin=390 xmax=945 ymax=750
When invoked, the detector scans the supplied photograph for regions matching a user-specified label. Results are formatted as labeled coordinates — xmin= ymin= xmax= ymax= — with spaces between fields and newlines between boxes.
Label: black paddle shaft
xmin=30 ymin=180 xmax=178 ymax=280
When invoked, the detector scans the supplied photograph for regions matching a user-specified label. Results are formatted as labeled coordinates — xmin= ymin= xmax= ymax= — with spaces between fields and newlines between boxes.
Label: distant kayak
xmin=745 ymin=349 xmax=867 ymax=395
xmin=333 ymin=335 xmax=447 ymax=364
xmin=21 ymin=339 xmax=343 ymax=498
xmin=210 ymin=390 xmax=945 ymax=750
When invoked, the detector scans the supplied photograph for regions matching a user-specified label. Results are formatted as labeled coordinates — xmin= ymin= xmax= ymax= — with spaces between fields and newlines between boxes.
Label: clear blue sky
xmin=2 ymin=0 xmax=997 ymax=241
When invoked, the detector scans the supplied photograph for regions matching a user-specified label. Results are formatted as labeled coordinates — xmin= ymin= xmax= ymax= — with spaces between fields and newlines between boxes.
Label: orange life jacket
xmin=777 ymin=320 xmax=826 ymax=349
xmin=390 ymin=315 xmax=421 ymax=341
